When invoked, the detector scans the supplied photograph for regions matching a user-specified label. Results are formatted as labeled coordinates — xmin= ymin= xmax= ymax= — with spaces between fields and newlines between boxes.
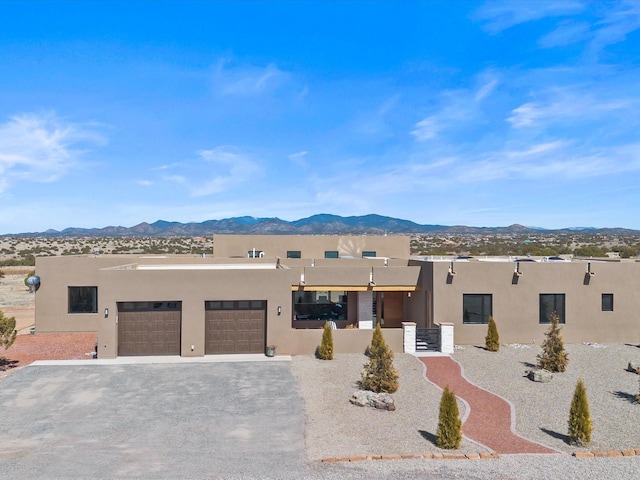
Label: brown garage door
xmin=205 ymin=300 xmax=266 ymax=354
xmin=117 ymin=302 xmax=181 ymax=356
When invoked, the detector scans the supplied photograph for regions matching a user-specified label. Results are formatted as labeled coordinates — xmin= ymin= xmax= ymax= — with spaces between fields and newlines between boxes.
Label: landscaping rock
xmin=350 ymin=390 xmax=396 ymax=410
xmin=527 ymin=369 xmax=553 ymax=382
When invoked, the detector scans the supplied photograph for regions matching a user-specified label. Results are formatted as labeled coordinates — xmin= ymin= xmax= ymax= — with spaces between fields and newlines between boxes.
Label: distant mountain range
xmin=11 ymin=214 xmax=640 ymax=237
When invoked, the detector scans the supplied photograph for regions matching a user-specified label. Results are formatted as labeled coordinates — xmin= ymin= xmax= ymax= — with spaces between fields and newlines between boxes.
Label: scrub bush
xmin=0 ymin=310 xmax=17 ymax=351
xmin=361 ymin=323 xmax=399 ymax=393
xmin=568 ymin=378 xmax=592 ymax=446
xmin=436 ymin=386 xmax=462 ymax=449
xmin=537 ymin=312 xmax=569 ymax=373
xmin=485 ymin=316 xmax=500 ymax=352
xmin=317 ymin=321 xmax=334 ymax=360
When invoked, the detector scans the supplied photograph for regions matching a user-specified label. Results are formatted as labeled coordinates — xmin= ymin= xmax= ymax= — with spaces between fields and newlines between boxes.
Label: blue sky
xmin=1 ymin=0 xmax=640 ymax=233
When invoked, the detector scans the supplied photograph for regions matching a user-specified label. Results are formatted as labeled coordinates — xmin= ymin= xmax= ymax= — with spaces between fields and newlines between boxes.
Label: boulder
xmin=350 ymin=390 xmax=396 ymax=410
xmin=527 ymin=369 xmax=553 ymax=382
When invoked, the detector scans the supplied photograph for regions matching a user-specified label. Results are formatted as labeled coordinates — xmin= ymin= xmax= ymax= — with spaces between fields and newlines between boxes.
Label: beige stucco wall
xmin=35 ymin=253 xmax=410 ymax=358
xmin=213 ymin=234 xmax=410 ymax=259
xmin=428 ymin=260 xmax=640 ymax=345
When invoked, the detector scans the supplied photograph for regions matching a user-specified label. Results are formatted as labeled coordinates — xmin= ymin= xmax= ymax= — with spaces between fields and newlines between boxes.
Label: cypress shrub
xmin=485 ymin=316 xmax=500 ymax=352
xmin=537 ymin=312 xmax=569 ymax=373
xmin=568 ymin=378 xmax=592 ymax=446
xmin=317 ymin=321 xmax=334 ymax=360
xmin=436 ymin=386 xmax=462 ymax=449
xmin=360 ymin=323 xmax=399 ymax=393
xmin=0 ymin=310 xmax=17 ymax=352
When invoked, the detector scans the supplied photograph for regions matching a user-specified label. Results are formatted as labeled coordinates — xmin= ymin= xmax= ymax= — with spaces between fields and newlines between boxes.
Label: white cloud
xmin=213 ymin=59 xmax=290 ymax=97
xmin=507 ymin=89 xmax=633 ymax=128
xmin=0 ymin=112 xmax=106 ymax=192
xmin=474 ymin=0 xmax=585 ymax=34
xmin=288 ymin=151 xmax=308 ymax=167
xmin=165 ymin=146 xmax=262 ymax=197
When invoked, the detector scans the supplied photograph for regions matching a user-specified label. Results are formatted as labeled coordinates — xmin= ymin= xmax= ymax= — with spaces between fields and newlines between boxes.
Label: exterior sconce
xmin=277 ymin=306 xmax=282 ymax=315
xmin=369 ymin=269 xmax=376 ymax=286
xmin=448 ymin=261 xmax=456 ymax=276
xmin=407 ymin=291 xmax=412 ymax=298
xmin=514 ymin=261 xmax=523 ymax=276
xmin=104 ymin=308 xmax=109 ymax=318
xmin=299 ymin=271 xmax=305 ymax=285
xmin=586 ymin=262 xmax=595 ymax=276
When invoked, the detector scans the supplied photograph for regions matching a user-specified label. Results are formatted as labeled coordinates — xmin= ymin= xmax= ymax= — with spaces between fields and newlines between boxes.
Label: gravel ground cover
xmin=294 ymin=343 xmax=640 ymax=460
xmin=452 ymin=342 xmax=640 ymax=453
xmin=291 ymin=353 xmax=491 ymax=461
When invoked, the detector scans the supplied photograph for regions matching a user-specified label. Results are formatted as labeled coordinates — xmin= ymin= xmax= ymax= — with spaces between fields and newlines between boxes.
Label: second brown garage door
xmin=117 ymin=301 xmax=181 ymax=356
xmin=205 ymin=300 xmax=266 ymax=354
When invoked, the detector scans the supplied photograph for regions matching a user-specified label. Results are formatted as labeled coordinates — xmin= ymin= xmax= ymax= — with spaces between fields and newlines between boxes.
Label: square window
xmin=602 ymin=294 xmax=614 ymax=312
xmin=68 ymin=286 xmax=98 ymax=314
xmin=462 ymin=294 xmax=492 ymax=324
xmin=540 ymin=294 xmax=565 ymax=323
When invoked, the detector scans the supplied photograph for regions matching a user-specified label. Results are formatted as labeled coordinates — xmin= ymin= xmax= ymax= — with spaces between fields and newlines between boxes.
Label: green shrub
xmin=485 ymin=316 xmax=500 ymax=352
xmin=0 ymin=310 xmax=17 ymax=352
xmin=360 ymin=323 xmax=399 ymax=393
xmin=436 ymin=386 xmax=462 ymax=449
xmin=317 ymin=322 xmax=334 ymax=360
xmin=537 ymin=312 xmax=569 ymax=373
xmin=568 ymin=378 xmax=592 ymax=446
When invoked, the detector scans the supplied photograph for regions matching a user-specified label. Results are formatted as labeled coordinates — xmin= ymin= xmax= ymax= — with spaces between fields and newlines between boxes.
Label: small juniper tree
xmin=361 ymin=322 xmax=399 ymax=393
xmin=537 ymin=312 xmax=569 ymax=373
xmin=0 ymin=310 xmax=17 ymax=352
xmin=436 ymin=386 xmax=462 ymax=449
xmin=317 ymin=321 xmax=334 ymax=360
xmin=485 ymin=316 xmax=500 ymax=352
xmin=568 ymin=378 xmax=592 ymax=446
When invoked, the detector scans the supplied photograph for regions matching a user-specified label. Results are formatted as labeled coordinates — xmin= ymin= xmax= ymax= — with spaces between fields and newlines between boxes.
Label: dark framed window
xmin=293 ymin=290 xmax=347 ymax=321
xmin=117 ymin=301 xmax=181 ymax=312
xmin=462 ymin=294 xmax=492 ymax=324
xmin=324 ymin=250 xmax=339 ymax=259
xmin=362 ymin=251 xmax=376 ymax=258
xmin=68 ymin=286 xmax=98 ymax=314
xmin=540 ymin=294 xmax=565 ymax=323
xmin=286 ymin=250 xmax=301 ymax=259
xmin=602 ymin=293 xmax=614 ymax=312
xmin=205 ymin=300 xmax=266 ymax=310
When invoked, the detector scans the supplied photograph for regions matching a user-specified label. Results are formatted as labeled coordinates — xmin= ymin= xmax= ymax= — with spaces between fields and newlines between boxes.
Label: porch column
xmin=402 ymin=322 xmax=416 ymax=354
xmin=357 ymin=290 xmax=373 ymax=329
xmin=439 ymin=322 xmax=454 ymax=354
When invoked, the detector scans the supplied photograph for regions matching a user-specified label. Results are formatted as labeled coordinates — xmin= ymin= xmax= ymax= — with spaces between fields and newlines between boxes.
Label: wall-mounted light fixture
xmin=369 ymin=269 xmax=376 ymax=286
xmin=277 ymin=306 xmax=282 ymax=315
xmin=407 ymin=291 xmax=412 ymax=298
xmin=514 ymin=261 xmax=523 ymax=276
xmin=299 ymin=271 xmax=305 ymax=285
xmin=104 ymin=308 xmax=109 ymax=318
xmin=448 ymin=261 xmax=456 ymax=276
xmin=586 ymin=261 xmax=595 ymax=276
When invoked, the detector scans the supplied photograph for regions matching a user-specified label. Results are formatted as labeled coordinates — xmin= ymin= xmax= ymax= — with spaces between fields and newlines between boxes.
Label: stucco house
xmin=34 ymin=234 xmax=640 ymax=358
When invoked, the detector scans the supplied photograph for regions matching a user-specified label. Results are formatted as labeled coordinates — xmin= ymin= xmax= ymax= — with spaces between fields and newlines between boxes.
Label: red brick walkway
xmin=420 ymin=356 xmax=557 ymax=454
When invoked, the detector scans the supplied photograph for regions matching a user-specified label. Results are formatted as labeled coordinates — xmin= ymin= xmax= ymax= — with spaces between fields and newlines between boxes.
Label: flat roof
xmin=136 ymin=263 xmax=278 ymax=270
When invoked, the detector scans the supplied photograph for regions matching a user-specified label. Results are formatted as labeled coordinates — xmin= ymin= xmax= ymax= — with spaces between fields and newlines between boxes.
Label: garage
xmin=117 ymin=301 xmax=181 ymax=356
xmin=205 ymin=300 xmax=266 ymax=354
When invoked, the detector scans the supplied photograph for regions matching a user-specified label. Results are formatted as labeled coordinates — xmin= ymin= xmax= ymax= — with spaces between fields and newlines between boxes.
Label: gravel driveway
xmin=0 ymin=363 xmax=306 ymax=479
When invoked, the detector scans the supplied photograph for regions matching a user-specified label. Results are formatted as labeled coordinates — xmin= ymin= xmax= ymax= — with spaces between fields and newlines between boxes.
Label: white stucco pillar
xmin=439 ymin=322 xmax=454 ymax=354
xmin=358 ymin=290 xmax=373 ymax=329
xmin=402 ymin=322 xmax=416 ymax=354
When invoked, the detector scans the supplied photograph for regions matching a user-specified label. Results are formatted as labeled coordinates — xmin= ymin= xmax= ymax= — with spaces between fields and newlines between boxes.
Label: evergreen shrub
xmin=360 ymin=323 xmax=399 ymax=393
xmin=436 ymin=386 xmax=462 ymax=449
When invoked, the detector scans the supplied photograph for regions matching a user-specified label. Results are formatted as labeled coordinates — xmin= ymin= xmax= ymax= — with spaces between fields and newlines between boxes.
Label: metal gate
xmin=416 ymin=327 xmax=440 ymax=352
